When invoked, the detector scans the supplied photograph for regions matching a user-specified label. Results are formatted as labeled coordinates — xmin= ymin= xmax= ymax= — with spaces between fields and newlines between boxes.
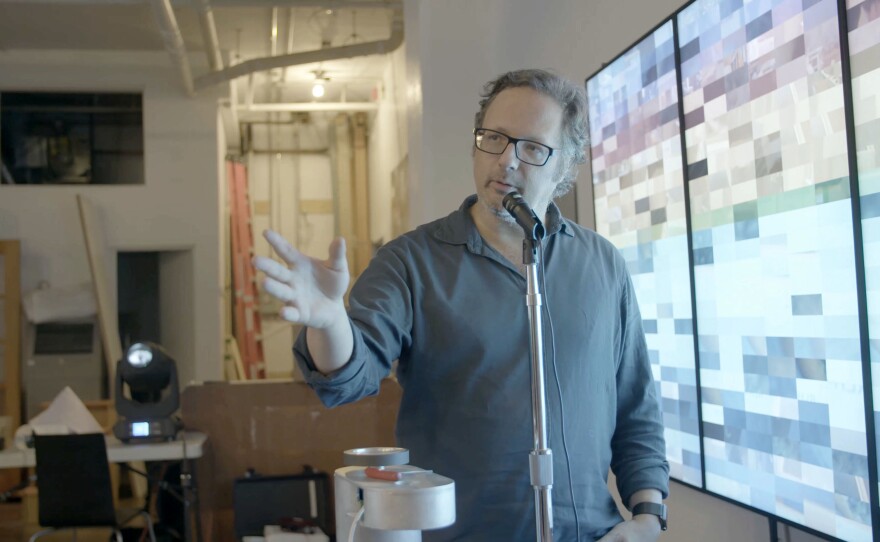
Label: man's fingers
xmin=327 ymin=237 xmax=348 ymax=271
xmin=253 ymin=255 xmax=293 ymax=283
xmin=262 ymin=276 xmax=296 ymax=304
xmin=264 ymin=229 xmax=307 ymax=266
xmin=279 ymin=305 xmax=303 ymax=323
xmin=260 ymin=276 xmax=306 ymax=323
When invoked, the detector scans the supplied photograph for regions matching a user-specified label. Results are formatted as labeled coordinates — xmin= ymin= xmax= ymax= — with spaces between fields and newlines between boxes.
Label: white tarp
xmin=22 ymin=282 xmax=96 ymax=323
xmin=13 ymin=386 xmax=103 ymax=449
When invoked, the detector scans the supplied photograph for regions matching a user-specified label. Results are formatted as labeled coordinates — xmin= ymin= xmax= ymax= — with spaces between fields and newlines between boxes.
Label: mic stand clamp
xmin=522 ymin=234 xmax=553 ymax=542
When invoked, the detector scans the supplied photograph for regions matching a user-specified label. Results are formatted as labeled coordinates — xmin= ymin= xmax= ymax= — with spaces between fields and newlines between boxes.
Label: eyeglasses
xmin=473 ymin=128 xmax=557 ymax=166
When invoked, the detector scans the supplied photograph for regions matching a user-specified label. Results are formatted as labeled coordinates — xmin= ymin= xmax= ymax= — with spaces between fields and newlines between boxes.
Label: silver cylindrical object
xmin=335 ymin=448 xmax=456 ymax=542
xmin=344 ymin=447 xmax=410 ymax=467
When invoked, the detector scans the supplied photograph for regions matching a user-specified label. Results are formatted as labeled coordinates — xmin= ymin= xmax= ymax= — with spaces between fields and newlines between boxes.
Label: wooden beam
xmin=352 ymin=112 xmax=371 ymax=275
xmin=253 ymin=200 xmax=271 ymax=215
xmin=334 ymin=113 xmax=355 ymax=279
xmin=0 ymin=240 xmax=21 ymax=462
xmin=76 ymin=194 xmax=123 ymax=385
xmin=299 ymin=199 xmax=333 ymax=214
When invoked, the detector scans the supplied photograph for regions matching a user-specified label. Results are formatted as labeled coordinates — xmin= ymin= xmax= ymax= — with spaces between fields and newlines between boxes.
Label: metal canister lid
xmin=343 ymin=447 xmax=409 ymax=466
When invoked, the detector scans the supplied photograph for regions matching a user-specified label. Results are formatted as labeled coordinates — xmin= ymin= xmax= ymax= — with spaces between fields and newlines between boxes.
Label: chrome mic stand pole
xmin=502 ymin=191 xmax=553 ymax=542
xmin=522 ymin=233 xmax=553 ymax=542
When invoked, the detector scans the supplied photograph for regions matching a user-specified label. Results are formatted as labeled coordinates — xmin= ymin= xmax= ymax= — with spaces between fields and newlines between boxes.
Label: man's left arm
xmin=606 ymin=270 xmax=670 ymax=541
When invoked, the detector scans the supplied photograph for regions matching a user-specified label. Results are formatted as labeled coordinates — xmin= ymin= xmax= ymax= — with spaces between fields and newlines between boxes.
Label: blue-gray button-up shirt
xmin=294 ymin=195 xmax=669 ymax=541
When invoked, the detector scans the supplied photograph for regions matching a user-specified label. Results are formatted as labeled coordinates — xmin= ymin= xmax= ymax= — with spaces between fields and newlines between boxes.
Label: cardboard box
xmin=181 ymin=379 xmax=401 ymax=542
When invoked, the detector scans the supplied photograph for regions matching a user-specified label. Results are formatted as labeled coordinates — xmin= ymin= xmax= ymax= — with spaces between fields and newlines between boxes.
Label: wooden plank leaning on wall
xmin=0 ymin=240 xmax=22 ymax=490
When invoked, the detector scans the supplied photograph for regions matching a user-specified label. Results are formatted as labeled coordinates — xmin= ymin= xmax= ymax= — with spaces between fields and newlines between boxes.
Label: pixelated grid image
xmin=587 ymin=21 xmax=703 ymax=487
xmin=847 ymin=0 xmax=880 ymax=512
xmin=588 ymin=0 xmax=879 ymax=539
xmin=679 ymin=0 xmax=869 ymax=539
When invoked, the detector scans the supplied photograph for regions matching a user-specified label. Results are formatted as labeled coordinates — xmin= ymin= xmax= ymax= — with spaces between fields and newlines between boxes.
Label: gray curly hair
xmin=474 ymin=69 xmax=589 ymax=198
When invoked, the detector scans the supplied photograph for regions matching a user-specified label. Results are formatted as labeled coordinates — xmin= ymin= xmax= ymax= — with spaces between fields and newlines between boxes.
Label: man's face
xmin=472 ymin=87 xmax=566 ymax=223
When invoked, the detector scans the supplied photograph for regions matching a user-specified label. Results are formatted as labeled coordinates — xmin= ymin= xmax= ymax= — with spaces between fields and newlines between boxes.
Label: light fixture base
xmin=113 ymin=417 xmax=180 ymax=443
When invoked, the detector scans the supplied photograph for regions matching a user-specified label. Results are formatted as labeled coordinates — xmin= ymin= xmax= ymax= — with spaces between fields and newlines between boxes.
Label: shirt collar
xmin=432 ymin=195 xmax=573 ymax=247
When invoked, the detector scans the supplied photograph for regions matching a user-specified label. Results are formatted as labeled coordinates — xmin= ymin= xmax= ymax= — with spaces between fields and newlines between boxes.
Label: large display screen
xmin=680 ymin=0 xmax=868 ymax=538
xmin=847 ymin=0 xmax=880 ymax=512
xmin=587 ymin=21 xmax=703 ymax=487
xmin=587 ymin=0 xmax=878 ymax=539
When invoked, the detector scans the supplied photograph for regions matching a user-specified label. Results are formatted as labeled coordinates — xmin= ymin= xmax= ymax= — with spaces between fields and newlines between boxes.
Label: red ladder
xmin=227 ymin=160 xmax=265 ymax=379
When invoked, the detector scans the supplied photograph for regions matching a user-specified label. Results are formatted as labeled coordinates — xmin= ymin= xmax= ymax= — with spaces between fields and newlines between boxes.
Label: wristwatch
xmin=631 ymin=502 xmax=668 ymax=531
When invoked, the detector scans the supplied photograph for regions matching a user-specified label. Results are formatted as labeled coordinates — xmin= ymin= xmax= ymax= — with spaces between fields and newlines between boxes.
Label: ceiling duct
xmin=239 ymin=102 xmax=379 ymax=113
xmin=193 ymin=0 xmax=224 ymax=72
xmin=194 ymin=7 xmax=403 ymax=92
xmin=149 ymin=0 xmax=195 ymax=97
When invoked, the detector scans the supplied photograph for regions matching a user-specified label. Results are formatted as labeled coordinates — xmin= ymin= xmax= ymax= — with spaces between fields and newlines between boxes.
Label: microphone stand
xmin=502 ymin=191 xmax=553 ymax=541
xmin=521 ymin=233 xmax=553 ymax=542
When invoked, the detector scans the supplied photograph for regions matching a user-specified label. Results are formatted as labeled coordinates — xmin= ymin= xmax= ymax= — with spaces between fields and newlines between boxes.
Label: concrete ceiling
xmin=0 ymin=0 xmax=399 ymax=105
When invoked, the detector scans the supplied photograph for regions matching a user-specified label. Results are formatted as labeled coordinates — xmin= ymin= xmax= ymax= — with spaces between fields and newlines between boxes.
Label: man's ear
xmin=556 ymin=158 xmax=576 ymax=184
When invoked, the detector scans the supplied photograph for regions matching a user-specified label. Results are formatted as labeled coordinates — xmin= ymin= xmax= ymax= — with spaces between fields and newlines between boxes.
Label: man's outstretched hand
xmin=252 ymin=230 xmax=350 ymax=329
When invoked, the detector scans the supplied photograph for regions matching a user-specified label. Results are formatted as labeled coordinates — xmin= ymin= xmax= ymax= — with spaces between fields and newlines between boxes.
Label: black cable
xmin=539 ymin=241 xmax=580 ymax=541
xmin=0 ymin=474 xmax=36 ymax=502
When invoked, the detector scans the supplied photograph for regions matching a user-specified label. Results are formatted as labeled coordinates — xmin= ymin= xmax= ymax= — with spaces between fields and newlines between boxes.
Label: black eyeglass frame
xmin=473 ymin=128 xmax=558 ymax=167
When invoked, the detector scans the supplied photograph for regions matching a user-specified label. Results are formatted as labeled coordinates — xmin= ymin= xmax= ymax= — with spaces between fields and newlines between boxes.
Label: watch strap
xmin=631 ymin=501 xmax=668 ymax=531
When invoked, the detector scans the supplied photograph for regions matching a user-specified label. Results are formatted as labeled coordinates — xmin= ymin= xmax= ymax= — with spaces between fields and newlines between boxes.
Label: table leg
xmin=180 ymin=456 xmax=202 ymax=542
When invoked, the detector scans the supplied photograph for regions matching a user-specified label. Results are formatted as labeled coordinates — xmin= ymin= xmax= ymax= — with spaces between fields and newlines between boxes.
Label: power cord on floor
xmin=0 ymin=474 xmax=36 ymax=502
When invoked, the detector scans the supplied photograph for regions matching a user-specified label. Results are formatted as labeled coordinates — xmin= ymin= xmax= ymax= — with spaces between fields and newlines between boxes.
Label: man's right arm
xmin=254 ymin=230 xmax=354 ymax=374
xmin=304 ymin=302 xmax=354 ymax=374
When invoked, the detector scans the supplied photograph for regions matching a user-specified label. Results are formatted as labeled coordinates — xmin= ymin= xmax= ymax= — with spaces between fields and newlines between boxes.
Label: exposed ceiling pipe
xmin=191 ymin=0 xmax=241 ymax=149
xmin=210 ymin=0 xmax=398 ymax=6
xmin=281 ymin=7 xmax=296 ymax=83
xmin=239 ymin=102 xmax=378 ymax=113
xmin=270 ymin=7 xmax=279 ymax=57
xmin=193 ymin=0 xmax=241 ymax=146
xmin=246 ymin=73 xmax=255 ymax=107
xmin=227 ymin=80 xmax=242 ymax=149
xmin=149 ymin=0 xmax=195 ymax=97
xmin=1 ymin=0 xmax=398 ymax=6
xmin=192 ymin=0 xmax=224 ymax=71
xmin=194 ymin=7 xmax=403 ymax=92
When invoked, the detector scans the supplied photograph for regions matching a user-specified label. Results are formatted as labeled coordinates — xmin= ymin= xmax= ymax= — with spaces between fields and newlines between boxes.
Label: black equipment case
xmin=233 ymin=467 xmax=331 ymax=539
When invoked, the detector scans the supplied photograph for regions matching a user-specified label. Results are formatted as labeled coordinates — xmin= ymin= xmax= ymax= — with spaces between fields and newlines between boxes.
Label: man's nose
xmin=497 ymin=141 xmax=519 ymax=169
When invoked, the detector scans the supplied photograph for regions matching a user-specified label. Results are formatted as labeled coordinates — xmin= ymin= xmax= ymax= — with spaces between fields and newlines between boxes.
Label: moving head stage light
xmin=113 ymin=341 xmax=181 ymax=442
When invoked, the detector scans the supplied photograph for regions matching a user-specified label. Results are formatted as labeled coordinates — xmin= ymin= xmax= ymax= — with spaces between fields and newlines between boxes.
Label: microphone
xmin=502 ymin=191 xmax=545 ymax=240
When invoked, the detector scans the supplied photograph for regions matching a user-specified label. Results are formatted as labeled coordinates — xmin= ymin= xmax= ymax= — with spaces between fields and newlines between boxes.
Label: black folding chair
xmin=29 ymin=433 xmax=157 ymax=542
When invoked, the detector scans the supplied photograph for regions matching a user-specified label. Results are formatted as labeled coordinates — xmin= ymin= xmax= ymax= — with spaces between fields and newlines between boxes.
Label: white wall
xmin=401 ymin=1 xmax=829 ymax=541
xmin=0 ymin=50 xmax=225 ymax=385
xmin=368 ymin=45 xmax=408 ymax=244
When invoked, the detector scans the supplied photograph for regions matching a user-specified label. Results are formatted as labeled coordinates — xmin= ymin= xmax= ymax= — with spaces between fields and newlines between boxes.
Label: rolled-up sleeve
xmin=293 ymin=242 xmax=414 ymax=408
xmin=610 ymin=269 xmax=670 ymax=504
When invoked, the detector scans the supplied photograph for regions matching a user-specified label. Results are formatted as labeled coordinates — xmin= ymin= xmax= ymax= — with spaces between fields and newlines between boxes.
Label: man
xmin=254 ymin=69 xmax=669 ymax=541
